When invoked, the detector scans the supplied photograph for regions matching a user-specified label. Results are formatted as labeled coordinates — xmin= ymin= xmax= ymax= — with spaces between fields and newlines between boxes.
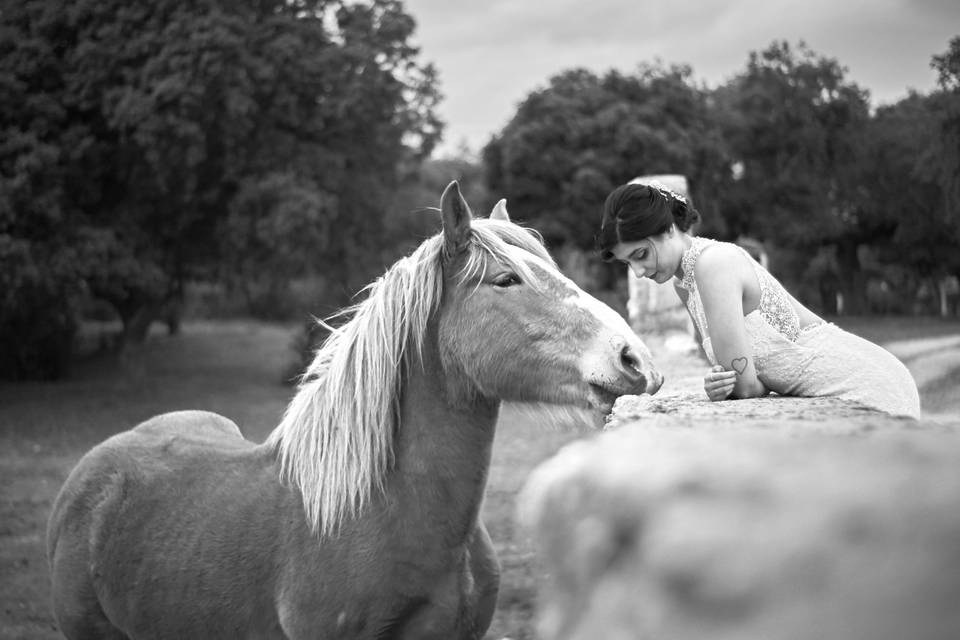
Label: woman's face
xmin=608 ymin=231 xmax=678 ymax=284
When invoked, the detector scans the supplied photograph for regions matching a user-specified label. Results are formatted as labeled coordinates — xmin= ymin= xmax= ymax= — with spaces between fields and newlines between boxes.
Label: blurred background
xmin=1 ymin=2 xmax=958 ymax=638
xmin=1 ymin=0 xmax=958 ymax=380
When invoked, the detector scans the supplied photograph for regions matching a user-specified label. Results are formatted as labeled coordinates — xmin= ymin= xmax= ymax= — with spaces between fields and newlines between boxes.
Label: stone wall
xmin=518 ymin=389 xmax=960 ymax=640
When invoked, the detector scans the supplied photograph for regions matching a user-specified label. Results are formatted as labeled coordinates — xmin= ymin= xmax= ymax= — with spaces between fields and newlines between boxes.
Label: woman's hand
xmin=704 ymin=364 xmax=736 ymax=401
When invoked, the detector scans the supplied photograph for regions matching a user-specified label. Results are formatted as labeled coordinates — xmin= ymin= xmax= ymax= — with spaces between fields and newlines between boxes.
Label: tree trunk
xmin=163 ymin=283 xmax=184 ymax=336
xmin=117 ymin=300 xmax=160 ymax=349
xmin=818 ymin=275 xmax=839 ymax=315
xmin=834 ymin=240 xmax=865 ymax=315
xmin=939 ymin=278 xmax=949 ymax=318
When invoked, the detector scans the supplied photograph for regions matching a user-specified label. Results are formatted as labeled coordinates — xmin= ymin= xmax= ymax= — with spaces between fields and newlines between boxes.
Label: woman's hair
xmin=596 ymin=183 xmax=700 ymax=262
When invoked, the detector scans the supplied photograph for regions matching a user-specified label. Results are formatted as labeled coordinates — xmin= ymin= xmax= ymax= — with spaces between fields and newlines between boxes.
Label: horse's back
xmin=129 ymin=409 xmax=244 ymax=441
xmin=47 ymin=410 xmax=287 ymax=639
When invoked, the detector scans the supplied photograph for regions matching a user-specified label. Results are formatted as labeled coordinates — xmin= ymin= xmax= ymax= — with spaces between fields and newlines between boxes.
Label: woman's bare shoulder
xmin=693 ymin=242 xmax=751 ymax=282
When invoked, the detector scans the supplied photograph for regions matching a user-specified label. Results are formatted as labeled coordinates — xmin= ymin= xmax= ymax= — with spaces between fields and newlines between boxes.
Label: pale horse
xmin=47 ymin=181 xmax=663 ymax=639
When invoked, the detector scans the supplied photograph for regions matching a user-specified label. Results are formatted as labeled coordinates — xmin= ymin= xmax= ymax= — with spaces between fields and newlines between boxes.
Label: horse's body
xmin=47 ymin=183 xmax=662 ymax=639
xmin=50 ymin=407 xmax=499 ymax=639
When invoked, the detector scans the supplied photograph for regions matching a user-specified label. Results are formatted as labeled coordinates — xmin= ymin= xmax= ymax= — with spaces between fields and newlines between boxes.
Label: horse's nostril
xmin=620 ymin=345 xmax=641 ymax=375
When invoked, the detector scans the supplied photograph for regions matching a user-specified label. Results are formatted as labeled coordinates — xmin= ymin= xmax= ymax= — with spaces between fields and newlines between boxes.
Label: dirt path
xmin=884 ymin=335 xmax=960 ymax=416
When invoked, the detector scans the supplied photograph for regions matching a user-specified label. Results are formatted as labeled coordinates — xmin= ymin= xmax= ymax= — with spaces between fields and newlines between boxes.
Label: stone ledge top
xmin=607 ymin=376 xmax=959 ymax=432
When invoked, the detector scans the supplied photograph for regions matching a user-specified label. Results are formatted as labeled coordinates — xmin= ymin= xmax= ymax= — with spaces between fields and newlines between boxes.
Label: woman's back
xmin=678 ymin=238 xmax=820 ymax=356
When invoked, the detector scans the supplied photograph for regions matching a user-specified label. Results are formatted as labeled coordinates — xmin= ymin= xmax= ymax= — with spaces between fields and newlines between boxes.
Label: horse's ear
xmin=489 ymin=198 xmax=510 ymax=222
xmin=440 ymin=181 xmax=472 ymax=257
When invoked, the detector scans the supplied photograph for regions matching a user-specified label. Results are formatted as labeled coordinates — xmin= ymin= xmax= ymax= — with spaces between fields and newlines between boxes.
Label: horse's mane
xmin=267 ymin=218 xmax=555 ymax=537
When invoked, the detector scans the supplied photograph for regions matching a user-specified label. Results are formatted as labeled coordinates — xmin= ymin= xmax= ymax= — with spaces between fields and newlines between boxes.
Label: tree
xmin=856 ymin=94 xmax=957 ymax=307
xmin=928 ymin=36 xmax=960 ymax=236
xmin=833 ymin=38 xmax=960 ymax=316
xmin=0 ymin=0 xmax=98 ymax=376
xmin=850 ymin=38 xmax=960 ymax=314
xmin=0 ymin=0 xmax=441 ymax=378
xmin=222 ymin=172 xmax=339 ymax=319
xmin=484 ymin=64 xmax=731 ymax=257
xmin=715 ymin=41 xmax=872 ymax=311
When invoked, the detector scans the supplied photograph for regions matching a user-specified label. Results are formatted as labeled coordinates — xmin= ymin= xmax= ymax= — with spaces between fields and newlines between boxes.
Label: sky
xmin=403 ymin=0 xmax=960 ymax=157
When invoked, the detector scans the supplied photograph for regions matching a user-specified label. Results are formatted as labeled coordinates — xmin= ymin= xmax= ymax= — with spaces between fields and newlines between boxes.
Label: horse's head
xmin=437 ymin=181 xmax=662 ymax=414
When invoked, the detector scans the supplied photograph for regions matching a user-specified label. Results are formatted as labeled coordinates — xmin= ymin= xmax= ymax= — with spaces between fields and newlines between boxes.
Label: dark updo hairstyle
xmin=596 ymin=183 xmax=700 ymax=262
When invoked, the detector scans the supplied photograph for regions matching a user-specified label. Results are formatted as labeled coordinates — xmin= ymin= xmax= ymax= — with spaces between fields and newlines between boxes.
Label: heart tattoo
xmin=731 ymin=357 xmax=748 ymax=375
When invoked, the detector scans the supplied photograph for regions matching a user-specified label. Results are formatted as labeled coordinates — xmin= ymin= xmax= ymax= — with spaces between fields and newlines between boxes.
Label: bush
xmin=0 ymin=236 xmax=80 ymax=380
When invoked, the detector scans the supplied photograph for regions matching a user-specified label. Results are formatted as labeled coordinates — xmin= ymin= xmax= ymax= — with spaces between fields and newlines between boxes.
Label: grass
xmin=0 ymin=321 xmax=297 ymax=640
xmin=1 ymin=316 xmax=958 ymax=639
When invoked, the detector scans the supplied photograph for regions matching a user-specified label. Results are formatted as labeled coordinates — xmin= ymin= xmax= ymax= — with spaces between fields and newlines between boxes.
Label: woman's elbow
xmin=731 ymin=382 xmax=768 ymax=399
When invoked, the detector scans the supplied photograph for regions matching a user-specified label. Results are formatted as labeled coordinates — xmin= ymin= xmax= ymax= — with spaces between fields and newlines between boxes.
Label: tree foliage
xmin=0 ymin=0 xmax=441 ymax=378
xmin=714 ymin=42 xmax=870 ymax=241
xmin=858 ymin=96 xmax=952 ymax=277
xmin=484 ymin=64 xmax=731 ymax=252
xmin=483 ymin=38 xmax=960 ymax=315
xmin=929 ymin=36 xmax=960 ymax=229
xmin=713 ymin=41 xmax=874 ymax=310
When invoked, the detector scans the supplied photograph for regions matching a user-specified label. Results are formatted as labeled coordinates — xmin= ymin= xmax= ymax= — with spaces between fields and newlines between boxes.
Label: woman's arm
xmin=694 ymin=245 xmax=768 ymax=399
xmin=673 ymin=281 xmax=711 ymax=364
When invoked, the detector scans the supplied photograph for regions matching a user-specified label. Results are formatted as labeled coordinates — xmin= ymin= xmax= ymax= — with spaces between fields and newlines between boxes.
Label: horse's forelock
xmin=457 ymin=220 xmax=557 ymax=290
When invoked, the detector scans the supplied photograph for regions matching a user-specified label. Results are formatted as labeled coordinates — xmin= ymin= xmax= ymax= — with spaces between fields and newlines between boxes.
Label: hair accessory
xmin=651 ymin=183 xmax=687 ymax=205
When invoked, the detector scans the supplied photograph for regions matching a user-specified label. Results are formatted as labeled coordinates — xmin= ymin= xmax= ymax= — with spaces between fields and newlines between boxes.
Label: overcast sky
xmin=403 ymin=0 xmax=959 ymax=157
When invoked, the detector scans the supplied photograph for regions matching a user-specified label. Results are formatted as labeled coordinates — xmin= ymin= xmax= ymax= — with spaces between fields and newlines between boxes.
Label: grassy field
xmin=2 ymin=316 xmax=958 ymax=639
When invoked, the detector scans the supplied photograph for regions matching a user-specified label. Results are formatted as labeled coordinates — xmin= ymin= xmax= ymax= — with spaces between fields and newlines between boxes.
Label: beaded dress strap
xmin=678 ymin=237 xmax=715 ymax=291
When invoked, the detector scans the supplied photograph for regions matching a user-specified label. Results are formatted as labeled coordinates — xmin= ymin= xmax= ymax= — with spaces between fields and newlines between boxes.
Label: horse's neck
xmin=390 ymin=336 xmax=498 ymax=546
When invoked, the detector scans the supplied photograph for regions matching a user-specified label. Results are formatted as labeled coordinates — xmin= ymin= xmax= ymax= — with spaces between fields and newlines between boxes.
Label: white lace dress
xmin=678 ymin=238 xmax=921 ymax=419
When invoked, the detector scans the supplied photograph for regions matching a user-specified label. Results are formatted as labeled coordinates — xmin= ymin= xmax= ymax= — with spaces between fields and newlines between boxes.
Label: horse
xmin=46 ymin=181 xmax=663 ymax=640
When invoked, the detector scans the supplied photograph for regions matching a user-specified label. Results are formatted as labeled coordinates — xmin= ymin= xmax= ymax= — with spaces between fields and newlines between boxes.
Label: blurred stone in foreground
xmin=519 ymin=395 xmax=960 ymax=640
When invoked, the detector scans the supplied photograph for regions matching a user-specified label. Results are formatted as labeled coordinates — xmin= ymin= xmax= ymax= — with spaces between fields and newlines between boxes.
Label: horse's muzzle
xmin=616 ymin=344 xmax=663 ymax=395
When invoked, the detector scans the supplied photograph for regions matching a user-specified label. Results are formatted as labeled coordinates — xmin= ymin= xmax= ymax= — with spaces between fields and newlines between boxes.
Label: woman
xmin=596 ymin=182 xmax=921 ymax=419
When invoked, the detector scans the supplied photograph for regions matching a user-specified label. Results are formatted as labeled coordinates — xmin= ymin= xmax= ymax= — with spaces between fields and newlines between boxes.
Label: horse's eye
xmin=492 ymin=273 xmax=522 ymax=288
